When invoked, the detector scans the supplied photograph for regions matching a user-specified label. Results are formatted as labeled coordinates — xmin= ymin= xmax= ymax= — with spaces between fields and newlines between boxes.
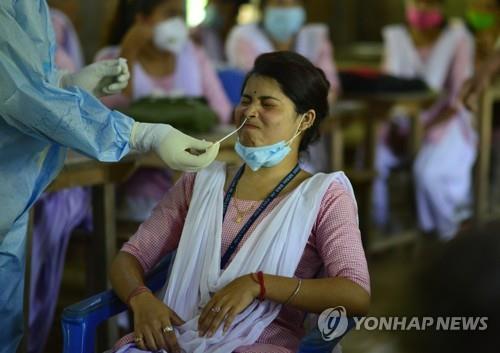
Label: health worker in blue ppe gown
xmin=0 ymin=2 xmax=220 ymax=353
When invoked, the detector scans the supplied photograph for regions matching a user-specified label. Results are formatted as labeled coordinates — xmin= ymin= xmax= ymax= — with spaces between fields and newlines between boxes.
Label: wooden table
xmin=341 ymin=91 xmax=438 ymax=160
xmin=323 ymin=91 xmax=438 ymax=251
xmin=24 ymin=130 xmax=238 ymax=352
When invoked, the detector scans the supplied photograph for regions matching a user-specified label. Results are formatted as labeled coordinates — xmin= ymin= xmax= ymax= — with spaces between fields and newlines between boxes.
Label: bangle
xmin=251 ymin=271 xmax=266 ymax=301
xmin=126 ymin=285 xmax=151 ymax=307
xmin=283 ymin=279 xmax=302 ymax=306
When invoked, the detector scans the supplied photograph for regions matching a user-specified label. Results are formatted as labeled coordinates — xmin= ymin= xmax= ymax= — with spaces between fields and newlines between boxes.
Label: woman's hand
xmin=120 ymin=23 xmax=154 ymax=58
xmin=198 ymin=274 xmax=260 ymax=337
xmin=424 ymin=105 xmax=457 ymax=133
xmin=130 ymin=291 xmax=185 ymax=353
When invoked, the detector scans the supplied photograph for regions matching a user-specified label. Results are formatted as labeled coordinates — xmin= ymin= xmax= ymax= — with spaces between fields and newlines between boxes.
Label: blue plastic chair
xmin=217 ymin=68 xmax=246 ymax=107
xmin=61 ymin=253 xmax=355 ymax=353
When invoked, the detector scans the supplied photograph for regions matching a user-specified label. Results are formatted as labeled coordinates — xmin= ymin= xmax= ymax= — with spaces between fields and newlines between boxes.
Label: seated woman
xmin=96 ymin=0 xmax=232 ymax=221
xmin=225 ymin=0 xmax=341 ymax=172
xmin=373 ymin=0 xmax=476 ymax=239
xmin=109 ymin=51 xmax=370 ymax=353
xmin=97 ymin=0 xmax=231 ymax=118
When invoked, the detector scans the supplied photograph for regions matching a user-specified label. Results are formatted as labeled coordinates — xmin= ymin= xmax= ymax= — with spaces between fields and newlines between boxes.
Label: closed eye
xmin=261 ymin=99 xmax=278 ymax=108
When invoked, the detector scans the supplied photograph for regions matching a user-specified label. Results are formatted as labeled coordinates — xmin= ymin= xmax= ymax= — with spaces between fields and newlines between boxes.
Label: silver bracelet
xmin=283 ymin=279 xmax=302 ymax=306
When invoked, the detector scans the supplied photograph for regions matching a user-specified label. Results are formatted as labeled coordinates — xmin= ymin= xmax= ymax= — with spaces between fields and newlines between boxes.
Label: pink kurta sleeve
xmin=226 ymin=29 xmax=260 ymax=72
xmin=312 ymin=182 xmax=371 ymax=293
xmin=55 ymin=49 xmax=76 ymax=72
xmin=195 ymin=46 xmax=233 ymax=124
xmin=316 ymin=39 xmax=341 ymax=97
xmin=420 ymin=29 xmax=475 ymax=139
xmin=447 ymin=33 xmax=475 ymax=104
xmin=120 ymin=173 xmax=196 ymax=273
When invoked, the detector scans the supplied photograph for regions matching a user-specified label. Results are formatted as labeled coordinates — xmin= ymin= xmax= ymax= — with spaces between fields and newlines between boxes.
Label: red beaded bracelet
xmin=126 ymin=285 xmax=151 ymax=307
xmin=251 ymin=271 xmax=266 ymax=301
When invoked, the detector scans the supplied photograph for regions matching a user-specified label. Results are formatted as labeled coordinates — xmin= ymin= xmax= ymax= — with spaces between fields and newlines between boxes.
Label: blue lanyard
xmin=221 ymin=163 xmax=301 ymax=269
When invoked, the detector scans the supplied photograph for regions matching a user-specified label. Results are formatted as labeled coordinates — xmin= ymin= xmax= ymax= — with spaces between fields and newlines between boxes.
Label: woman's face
xmin=234 ymin=75 xmax=305 ymax=148
xmin=140 ymin=0 xmax=185 ymax=26
xmin=405 ymin=0 xmax=444 ymax=30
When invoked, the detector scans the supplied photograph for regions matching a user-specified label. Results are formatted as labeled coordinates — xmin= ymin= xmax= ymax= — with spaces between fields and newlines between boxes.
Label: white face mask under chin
xmin=153 ymin=17 xmax=189 ymax=54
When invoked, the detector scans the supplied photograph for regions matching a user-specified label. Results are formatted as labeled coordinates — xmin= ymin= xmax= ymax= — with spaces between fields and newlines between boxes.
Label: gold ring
xmin=211 ymin=306 xmax=221 ymax=313
xmin=134 ymin=336 xmax=143 ymax=343
xmin=162 ymin=326 xmax=174 ymax=333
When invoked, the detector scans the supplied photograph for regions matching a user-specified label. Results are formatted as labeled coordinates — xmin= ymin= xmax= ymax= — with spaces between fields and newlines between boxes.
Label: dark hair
xmin=241 ymin=51 xmax=330 ymax=152
xmin=107 ymin=0 xmax=166 ymax=45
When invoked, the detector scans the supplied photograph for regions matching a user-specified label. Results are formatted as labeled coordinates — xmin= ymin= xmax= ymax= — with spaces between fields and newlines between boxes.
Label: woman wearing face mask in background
xmin=225 ymin=0 xmax=341 ymax=173
xmin=225 ymin=0 xmax=339 ymax=102
xmin=97 ymin=0 xmax=231 ymax=118
xmin=373 ymin=0 xmax=476 ymax=240
xmin=95 ymin=0 xmax=232 ymax=221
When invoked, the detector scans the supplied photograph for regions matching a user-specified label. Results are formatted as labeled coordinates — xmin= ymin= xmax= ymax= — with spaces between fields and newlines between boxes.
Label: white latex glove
xmin=60 ymin=58 xmax=130 ymax=97
xmin=130 ymin=122 xmax=220 ymax=172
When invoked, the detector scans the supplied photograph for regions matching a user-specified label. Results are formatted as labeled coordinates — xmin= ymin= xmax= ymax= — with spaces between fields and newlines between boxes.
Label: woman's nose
xmin=243 ymin=105 xmax=258 ymax=119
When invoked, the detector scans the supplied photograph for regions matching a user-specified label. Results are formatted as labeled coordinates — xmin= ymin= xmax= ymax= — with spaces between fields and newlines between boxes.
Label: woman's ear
xmin=300 ymin=109 xmax=316 ymax=131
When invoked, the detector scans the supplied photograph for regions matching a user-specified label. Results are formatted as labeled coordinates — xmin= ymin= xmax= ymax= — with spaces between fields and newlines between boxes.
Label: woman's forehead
xmin=243 ymin=75 xmax=282 ymax=95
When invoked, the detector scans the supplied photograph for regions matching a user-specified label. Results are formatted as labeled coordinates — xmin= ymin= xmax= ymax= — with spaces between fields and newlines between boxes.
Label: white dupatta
xmin=160 ymin=162 xmax=357 ymax=353
xmin=382 ymin=21 xmax=471 ymax=91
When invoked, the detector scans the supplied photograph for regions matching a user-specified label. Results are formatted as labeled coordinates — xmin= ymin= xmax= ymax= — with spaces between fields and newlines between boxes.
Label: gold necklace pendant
xmin=233 ymin=198 xmax=255 ymax=224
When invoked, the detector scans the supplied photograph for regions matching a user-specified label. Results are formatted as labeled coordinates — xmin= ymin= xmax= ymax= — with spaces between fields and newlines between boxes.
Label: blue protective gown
xmin=0 ymin=2 xmax=135 ymax=352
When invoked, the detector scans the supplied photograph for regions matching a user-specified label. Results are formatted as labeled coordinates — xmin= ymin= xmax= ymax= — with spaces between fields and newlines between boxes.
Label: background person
xmin=373 ymin=0 xmax=476 ymax=239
